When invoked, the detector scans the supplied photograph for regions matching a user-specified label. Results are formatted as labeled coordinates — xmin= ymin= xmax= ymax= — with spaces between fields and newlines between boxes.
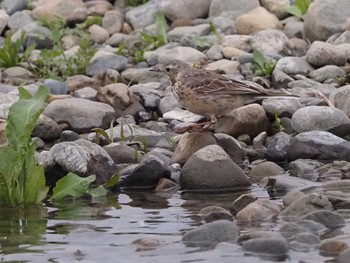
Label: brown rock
xmin=248 ymin=161 xmax=285 ymax=183
xmin=170 ymin=131 xmax=217 ymax=166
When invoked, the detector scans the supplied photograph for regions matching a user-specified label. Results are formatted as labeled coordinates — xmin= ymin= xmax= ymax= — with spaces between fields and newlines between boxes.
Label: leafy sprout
xmin=252 ymin=50 xmax=276 ymax=77
xmin=285 ymin=0 xmax=312 ymax=20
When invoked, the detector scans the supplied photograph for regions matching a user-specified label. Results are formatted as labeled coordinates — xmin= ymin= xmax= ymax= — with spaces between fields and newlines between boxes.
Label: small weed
xmin=0 ymin=32 xmax=35 ymax=68
xmin=285 ymin=0 xmax=312 ymax=20
xmin=127 ymin=0 xmax=148 ymax=6
xmin=274 ymin=111 xmax=285 ymax=132
xmin=209 ymin=21 xmax=222 ymax=41
xmin=116 ymin=41 xmax=127 ymax=56
xmin=252 ymin=50 xmax=276 ymax=77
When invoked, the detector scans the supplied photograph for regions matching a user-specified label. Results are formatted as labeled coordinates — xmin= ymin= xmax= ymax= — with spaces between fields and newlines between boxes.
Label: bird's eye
xmin=166 ymin=67 xmax=171 ymax=72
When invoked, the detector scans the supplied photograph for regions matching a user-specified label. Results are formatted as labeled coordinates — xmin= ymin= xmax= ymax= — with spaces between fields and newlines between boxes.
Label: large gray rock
xmin=130 ymin=82 xmax=163 ymax=108
xmin=306 ymin=41 xmax=347 ymax=67
xmin=304 ymin=0 xmax=350 ymax=42
xmin=44 ymin=98 xmax=115 ymax=133
xmin=180 ymin=145 xmax=251 ymax=190
xmin=262 ymin=97 xmax=302 ymax=118
xmin=32 ymin=0 xmax=87 ymax=23
xmin=281 ymin=193 xmax=333 ymax=218
xmin=301 ymin=210 xmax=345 ymax=230
xmin=236 ymin=199 xmax=282 ymax=223
xmin=275 ymin=57 xmax=314 ymax=76
xmin=167 ymin=24 xmax=211 ymax=43
xmin=86 ymin=51 xmax=128 ymax=76
xmin=288 ymin=159 xmax=324 ymax=181
xmin=291 ymin=106 xmax=350 ymax=137
xmin=43 ymin=139 xmax=118 ymax=187
xmin=32 ymin=114 xmax=62 ymax=140
xmin=287 ymin=131 xmax=350 ymax=161
xmin=118 ymin=154 xmax=171 ymax=189
xmin=182 ymin=220 xmax=240 ymax=247
xmin=125 ymin=1 xmax=159 ymax=29
xmin=160 ymin=0 xmax=211 ymax=21
xmin=242 ymin=237 xmax=289 ymax=256
xmin=209 ymin=0 xmax=260 ymax=18
xmin=330 ymin=85 xmax=350 ymax=118
xmin=1 ymin=0 xmax=26 ymax=15
xmin=309 ymin=65 xmax=346 ymax=83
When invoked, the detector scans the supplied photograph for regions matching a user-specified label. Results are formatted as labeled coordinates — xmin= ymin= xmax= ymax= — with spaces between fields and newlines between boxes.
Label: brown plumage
xmin=151 ymin=60 xmax=296 ymax=124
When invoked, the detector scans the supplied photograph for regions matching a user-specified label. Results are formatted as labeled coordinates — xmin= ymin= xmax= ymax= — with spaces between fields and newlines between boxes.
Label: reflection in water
xmin=0 ymin=207 xmax=47 ymax=255
xmin=0 ymin=188 xmax=337 ymax=263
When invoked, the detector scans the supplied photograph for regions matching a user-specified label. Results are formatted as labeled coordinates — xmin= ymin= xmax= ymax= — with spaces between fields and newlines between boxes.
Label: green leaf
xmin=50 ymin=173 xmax=96 ymax=201
xmin=92 ymin=128 xmax=112 ymax=143
xmin=104 ymin=173 xmax=119 ymax=188
xmin=86 ymin=185 xmax=108 ymax=198
xmin=155 ymin=11 xmax=168 ymax=44
xmin=285 ymin=5 xmax=303 ymax=18
xmin=295 ymin=0 xmax=311 ymax=14
xmin=6 ymin=86 xmax=50 ymax=151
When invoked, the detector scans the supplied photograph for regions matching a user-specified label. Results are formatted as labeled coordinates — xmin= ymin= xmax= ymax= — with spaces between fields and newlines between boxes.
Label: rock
xmin=215 ymin=104 xmax=270 ymax=138
xmin=281 ymin=193 xmax=333 ymax=219
xmin=205 ymin=60 xmax=240 ymax=74
xmin=170 ymin=132 xmax=217 ymax=166
xmin=125 ymin=1 xmax=159 ymax=29
xmin=43 ymin=98 xmax=115 ymax=133
xmin=32 ymin=0 xmax=87 ymax=23
xmin=160 ymin=0 xmax=211 ymax=21
xmin=102 ymin=10 xmax=123 ymax=35
xmin=43 ymin=79 xmax=69 ymax=95
xmin=236 ymin=199 xmax=282 ymax=223
xmin=320 ymin=239 xmax=349 ymax=257
xmin=182 ymin=220 xmax=240 ymax=247
xmin=43 ymin=139 xmax=117 ymax=187
xmin=275 ymin=57 xmax=314 ymax=76
xmin=3 ymin=67 xmax=35 ymax=85
xmin=248 ymin=161 xmax=285 ymax=183
xmin=145 ymin=45 xmax=207 ymax=66
xmin=283 ymin=190 xmax=305 ymax=207
xmin=287 ymin=131 xmax=350 ymax=162
xmin=103 ymin=143 xmax=140 ymax=164
xmin=95 ymin=83 xmax=144 ymax=117
xmin=73 ymin=87 xmax=97 ymax=100
xmin=1 ymin=0 xmax=26 ymax=15
xmin=60 ymin=130 xmax=80 ymax=142
xmin=229 ymin=193 xmax=258 ymax=215
xmin=8 ymin=10 xmax=33 ymax=31
xmin=180 ymin=145 xmax=251 ymax=190
xmin=206 ymin=44 xmax=224 ymax=60
xmin=271 ymin=69 xmax=294 ymax=90
xmin=250 ymin=29 xmax=292 ymax=56
xmin=304 ymin=0 xmax=350 ymax=42
xmin=129 ymin=82 xmax=163 ymax=108
xmin=238 ymin=230 xmax=285 ymax=243
xmin=306 ymin=41 xmax=347 ymax=67
xmin=155 ymin=177 xmax=178 ymax=191
xmin=301 ymin=210 xmax=345 ymax=230
xmin=221 ymin=35 xmax=252 ymax=52
xmin=169 ymin=23 xmax=210 ymax=43
xmin=330 ymin=85 xmax=350 ymax=118
xmin=209 ymin=0 xmax=260 ymax=18
xmin=101 ymin=124 xmax=164 ymax=148
xmin=0 ymin=10 xmax=9 ymax=35
xmin=32 ymin=115 xmax=62 ymax=140
xmin=279 ymin=221 xmax=327 ymax=240
xmin=289 ymin=232 xmax=320 ymax=251
xmin=85 ymin=1 xmax=113 ymax=16
xmin=235 ymin=7 xmax=282 ymax=35
xmin=309 ymin=65 xmax=346 ymax=83
xmin=242 ymin=237 xmax=289 ymax=256
xmin=337 ymin=248 xmax=350 ymax=263
xmin=214 ymin=133 xmax=245 ymax=167
xmin=262 ymin=98 xmax=302 ymax=118
xmin=163 ymin=108 xmax=204 ymax=123
xmin=88 ymin=24 xmax=110 ymax=44
xmin=260 ymin=0 xmax=289 ymax=19
xmin=86 ymin=51 xmax=128 ymax=76
xmin=288 ymin=159 xmax=324 ymax=181
xmin=118 ymin=154 xmax=171 ymax=189
xmin=65 ymin=75 xmax=97 ymax=92
xmin=199 ymin=206 xmax=233 ymax=223
xmin=291 ymin=106 xmax=350 ymax=137
xmin=283 ymin=20 xmax=304 ymax=39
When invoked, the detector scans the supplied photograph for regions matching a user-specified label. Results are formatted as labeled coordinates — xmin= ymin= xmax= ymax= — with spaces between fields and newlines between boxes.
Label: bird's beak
xmin=149 ymin=65 xmax=160 ymax=72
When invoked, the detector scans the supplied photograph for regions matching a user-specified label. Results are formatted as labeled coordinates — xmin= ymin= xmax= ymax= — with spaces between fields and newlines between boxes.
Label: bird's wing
xmin=181 ymin=71 xmax=270 ymax=96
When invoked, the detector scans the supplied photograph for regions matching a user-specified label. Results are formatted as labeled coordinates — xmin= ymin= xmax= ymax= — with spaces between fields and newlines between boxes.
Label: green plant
xmin=33 ymin=16 xmax=96 ymax=80
xmin=127 ymin=0 xmax=148 ymax=6
xmin=252 ymin=50 xmax=276 ymax=77
xmin=92 ymin=120 xmax=115 ymax=144
xmin=0 ymin=32 xmax=35 ymax=68
xmin=116 ymin=41 xmax=127 ymax=56
xmin=0 ymin=86 xmax=50 ymax=207
xmin=274 ymin=111 xmax=285 ymax=132
xmin=285 ymin=0 xmax=312 ymax=20
xmin=163 ymin=135 xmax=178 ymax=151
xmin=209 ymin=21 xmax=222 ymax=41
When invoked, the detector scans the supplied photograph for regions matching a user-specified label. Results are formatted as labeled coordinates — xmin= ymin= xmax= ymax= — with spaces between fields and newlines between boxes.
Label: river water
xmin=0 ymin=186 xmax=341 ymax=263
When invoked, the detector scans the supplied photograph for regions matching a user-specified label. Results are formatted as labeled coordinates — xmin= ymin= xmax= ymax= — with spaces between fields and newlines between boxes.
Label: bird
xmin=151 ymin=60 xmax=297 ymax=132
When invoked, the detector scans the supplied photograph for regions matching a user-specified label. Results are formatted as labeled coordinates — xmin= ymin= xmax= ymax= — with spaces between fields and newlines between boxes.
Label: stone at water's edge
xmin=180 ymin=144 xmax=251 ymax=190
xmin=182 ymin=220 xmax=240 ymax=247
xmin=287 ymin=131 xmax=350 ymax=162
